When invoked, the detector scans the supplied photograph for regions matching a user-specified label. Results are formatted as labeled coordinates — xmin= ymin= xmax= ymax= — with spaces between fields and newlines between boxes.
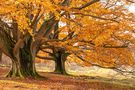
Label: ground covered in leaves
xmin=0 ymin=67 xmax=135 ymax=90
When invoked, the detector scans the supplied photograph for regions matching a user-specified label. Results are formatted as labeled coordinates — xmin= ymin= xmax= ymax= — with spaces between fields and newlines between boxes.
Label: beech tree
xmin=0 ymin=0 xmax=135 ymax=78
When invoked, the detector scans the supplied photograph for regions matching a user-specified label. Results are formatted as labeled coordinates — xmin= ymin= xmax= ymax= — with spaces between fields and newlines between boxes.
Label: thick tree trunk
xmin=54 ymin=52 xmax=69 ymax=75
xmin=0 ymin=25 xmax=42 ymax=78
xmin=54 ymin=57 xmax=66 ymax=74
xmin=6 ymin=48 xmax=40 ymax=78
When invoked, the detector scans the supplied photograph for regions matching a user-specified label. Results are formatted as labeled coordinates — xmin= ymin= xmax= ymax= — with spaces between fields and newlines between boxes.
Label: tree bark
xmin=0 ymin=29 xmax=40 ymax=78
xmin=6 ymin=47 xmax=40 ymax=78
xmin=54 ymin=51 xmax=69 ymax=75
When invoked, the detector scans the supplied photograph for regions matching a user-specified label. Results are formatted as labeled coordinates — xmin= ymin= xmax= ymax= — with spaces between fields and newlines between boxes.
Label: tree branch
xmin=103 ymin=45 xmax=128 ymax=48
xmin=36 ymin=55 xmax=54 ymax=60
xmin=61 ymin=0 xmax=71 ymax=6
xmin=74 ymin=53 xmax=135 ymax=74
xmin=40 ymin=45 xmax=53 ymax=49
xmin=78 ymin=40 xmax=128 ymax=48
xmin=72 ymin=12 xmax=119 ymax=23
xmin=73 ymin=0 xmax=100 ymax=10
xmin=74 ymin=53 xmax=115 ymax=69
xmin=62 ymin=31 xmax=74 ymax=40
xmin=40 ymin=49 xmax=53 ymax=55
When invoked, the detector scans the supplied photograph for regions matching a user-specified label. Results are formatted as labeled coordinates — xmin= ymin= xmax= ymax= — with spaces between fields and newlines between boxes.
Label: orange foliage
xmin=0 ymin=0 xmax=135 ymax=68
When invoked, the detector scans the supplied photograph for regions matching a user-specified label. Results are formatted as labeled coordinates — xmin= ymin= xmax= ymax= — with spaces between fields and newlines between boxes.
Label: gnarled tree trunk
xmin=7 ymin=47 xmax=39 ymax=78
xmin=0 ymin=27 xmax=41 ymax=78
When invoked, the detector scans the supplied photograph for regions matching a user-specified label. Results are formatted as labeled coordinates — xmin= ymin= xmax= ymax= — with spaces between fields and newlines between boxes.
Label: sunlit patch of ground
xmin=0 ymin=67 xmax=135 ymax=90
xmin=35 ymin=61 xmax=135 ymax=80
xmin=0 ymin=55 xmax=135 ymax=90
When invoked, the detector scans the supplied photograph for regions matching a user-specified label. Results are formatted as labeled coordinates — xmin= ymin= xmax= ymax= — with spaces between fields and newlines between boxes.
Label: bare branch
xmin=36 ymin=55 xmax=54 ymax=60
xmin=103 ymin=45 xmax=128 ymax=48
xmin=40 ymin=49 xmax=53 ymax=55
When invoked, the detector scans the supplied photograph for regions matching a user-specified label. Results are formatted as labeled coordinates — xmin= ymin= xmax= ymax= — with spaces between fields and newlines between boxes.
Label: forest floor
xmin=0 ymin=67 xmax=135 ymax=90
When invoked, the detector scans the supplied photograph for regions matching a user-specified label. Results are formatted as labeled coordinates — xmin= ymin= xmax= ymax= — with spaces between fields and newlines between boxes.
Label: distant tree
xmin=0 ymin=0 xmax=135 ymax=78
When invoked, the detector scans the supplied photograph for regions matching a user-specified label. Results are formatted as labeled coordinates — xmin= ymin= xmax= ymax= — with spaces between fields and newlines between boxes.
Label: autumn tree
xmin=0 ymin=0 xmax=135 ymax=78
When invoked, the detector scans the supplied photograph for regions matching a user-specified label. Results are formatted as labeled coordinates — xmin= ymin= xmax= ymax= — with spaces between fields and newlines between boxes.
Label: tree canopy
xmin=0 ymin=0 xmax=135 ymax=77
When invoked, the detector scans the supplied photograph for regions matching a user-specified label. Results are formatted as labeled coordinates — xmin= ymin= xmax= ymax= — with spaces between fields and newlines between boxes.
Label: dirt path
xmin=0 ymin=67 xmax=135 ymax=90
